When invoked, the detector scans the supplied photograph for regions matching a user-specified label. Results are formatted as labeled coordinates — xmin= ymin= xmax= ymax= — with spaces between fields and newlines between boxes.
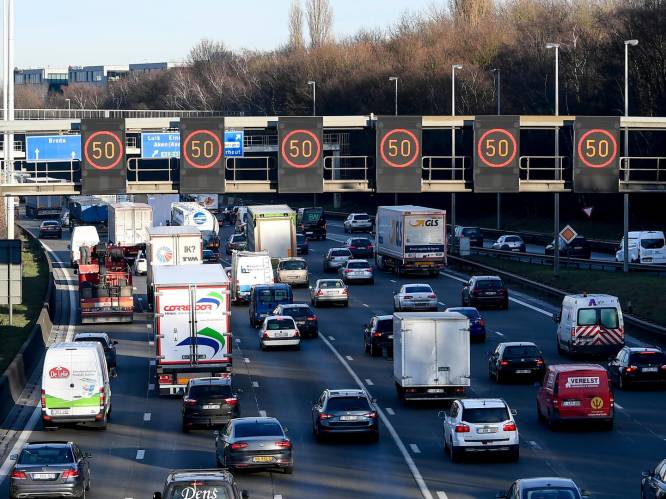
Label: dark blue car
xmin=249 ymin=284 xmax=293 ymax=327
xmin=446 ymin=307 xmax=486 ymax=342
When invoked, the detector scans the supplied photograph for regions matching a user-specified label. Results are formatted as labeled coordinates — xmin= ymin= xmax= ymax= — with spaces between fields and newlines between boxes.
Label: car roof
xmin=231 ymin=416 xmax=280 ymax=425
xmin=24 ymin=441 xmax=72 ymax=447
xmin=73 ymin=332 xmax=110 ymax=341
xmin=317 ymin=278 xmax=343 ymax=284
xmin=167 ymin=468 xmax=235 ymax=484
xmin=627 ymin=347 xmax=663 ymax=354
xmin=329 ymin=247 xmax=351 ymax=252
xmin=265 ymin=315 xmax=295 ymax=321
xmin=280 ymin=303 xmax=310 ymax=308
xmin=347 ymin=259 xmax=370 ymax=263
xmin=403 ymin=283 xmax=432 ymax=287
xmin=325 ymin=389 xmax=367 ymax=398
xmin=41 ymin=220 xmax=60 ymax=224
xmin=500 ymin=341 xmax=538 ymax=348
xmin=473 ymin=275 xmax=502 ymax=280
xmin=517 ymin=477 xmax=579 ymax=489
xmin=189 ymin=377 xmax=231 ymax=386
xmin=459 ymin=398 xmax=507 ymax=409
xmin=446 ymin=307 xmax=479 ymax=313
xmin=549 ymin=363 xmax=606 ymax=373
xmin=279 ymin=257 xmax=305 ymax=261
xmin=373 ymin=315 xmax=393 ymax=321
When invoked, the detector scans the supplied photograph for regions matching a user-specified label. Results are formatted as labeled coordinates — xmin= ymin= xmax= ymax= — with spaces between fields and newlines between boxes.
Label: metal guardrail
xmin=519 ymin=155 xmax=566 ymax=181
xmin=324 ymin=155 xmax=369 ymax=181
xmin=422 ymin=155 xmax=468 ymax=181
xmin=127 ymin=157 xmax=176 ymax=183
xmin=475 ymin=226 xmax=619 ymax=253
xmin=13 ymin=108 xmax=243 ymax=120
xmin=225 ymin=156 xmax=274 ymax=182
xmin=620 ymin=156 xmax=666 ymax=182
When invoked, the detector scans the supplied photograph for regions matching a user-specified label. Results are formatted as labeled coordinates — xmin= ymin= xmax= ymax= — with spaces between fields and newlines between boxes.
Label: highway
xmin=1 ymin=218 xmax=665 ymax=498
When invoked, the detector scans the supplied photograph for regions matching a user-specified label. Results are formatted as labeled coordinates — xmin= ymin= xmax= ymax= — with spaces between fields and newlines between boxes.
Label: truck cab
xmin=249 ymin=284 xmax=293 ymax=327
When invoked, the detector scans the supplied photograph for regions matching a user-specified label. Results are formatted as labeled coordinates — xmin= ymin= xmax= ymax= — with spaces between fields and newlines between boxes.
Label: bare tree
xmin=15 ymin=85 xmax=48 ymax=108
xmin=289 ymin=0 xmax=305 ymax=49
xmin=449 ymin=0 xmax=492 ymax=25
xmin=306 ymin=0 xmax=333 ymax=48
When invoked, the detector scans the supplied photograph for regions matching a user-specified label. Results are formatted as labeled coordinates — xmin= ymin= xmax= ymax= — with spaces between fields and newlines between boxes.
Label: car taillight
xmin=307 ymin=316 xmax=317 ymax=321
xmin=184 ymin=398 xmax=198 ymax=406
xmin=316 ymin=290 xmax=324 ymax=296
xmin=625 ymin=365 xmax=638 ymax=373
xmin=500 ymin=360 xmax=510 ymax=366
xmin=319 ymin=413 xmax=333 ymax=420
xmin=294 ymin=329 xmax=300 ymax=338
xmin=344 ymin=269 xmax=352 ymax=273
xmin=661 ymin=365 xmax=666 ymax=371
xmin=262 ymin=331 xmax=269 ymax=339
xmin=499 ymin=288 xmax=507 ymax=295
xmin=349 ymin=246 xmax=357 ymax=249
xmin=536 ymin=359 xmax=544 ymax=366
xmin=372 ymin=331 xmax=382 ymax=337
xmin=341 ymin=288 xmax=348 ymax=295
xmin=41 ymin=389 xmax=46 ymax=408
xmin=478 ymin=319 xmax=485 ymax=327
xmin=366 ymin=411 xmax=377 ymax=418
xmin=99 ymin=387 xmax=105 ymax=407
xmin=61 ymin=468 xmax=79 ymax=479
xmin=455 ymin=424 xmax=470 ymax=433
xmin=230 ymin=442 xmax=248 ymax=450
xmin=428 ymin=294 xmax=437 ymax=299
xmin=224 ymin=397 xmax=238 ymax=407
xmin=159 ymin=374 xmax=173 ymax=384
xmin=11 ymin=470 xmax=27 ymax=479
xmin=404 ymin=295 xmax=413 ymax=300
xmin=503 ymin=422 xmax=517 ymax=432
xmin=275 ymin=439 xmax=292 ymax=449
xmin=471 ymin=290 xmax=481 ymax=296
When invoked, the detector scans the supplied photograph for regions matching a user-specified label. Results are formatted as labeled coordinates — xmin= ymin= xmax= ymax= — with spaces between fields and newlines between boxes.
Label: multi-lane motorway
xmin=1 ymin=218 xmax=664 ymax=498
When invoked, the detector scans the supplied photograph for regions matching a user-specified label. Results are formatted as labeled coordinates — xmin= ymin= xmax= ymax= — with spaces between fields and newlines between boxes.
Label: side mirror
xmin=581 ymin=490 xmax=591 ymax=498
xmin=553 ymin=312 xmax=561 ymax=324
xmin=511 ymin=409 xmax=517 ymax=416
xmin=371 ymin=398 xmax=377 ymax=404
xmin=10 ymin=454 xmax=17 ymax=461
xmin=241 ymin=490 xmax=249 ymax=499
xmin=153 ymin=493 xmax=163 ymax=499
xmin=112 ymin=340 xmax=118 ymax=345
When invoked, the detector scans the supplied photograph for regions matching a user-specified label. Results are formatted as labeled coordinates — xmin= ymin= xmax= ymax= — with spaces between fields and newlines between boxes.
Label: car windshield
xmin=232 ymin=234 xmax=245 ymax=242
xmin=577 ymin=307 xmax=619 ymax=328
xmin=326 ymin=396 xmax=371 ymax=412
xmin=404 ymin=286 xmax=432 ymax=294
xmin=189 ymin=384 xmax=232 ymax=398
xmin=18 ymin=446 xmax=73 ymax=465
xmin=504 ymin=346 xmax=540 ymax=359
xmin=267 ymin=318 xmax=295 ymax=330
xmin=351 ymin=239 xmax=370 ymax=246
xmin=354 ymin=214 xmax=370 ymax=220
xmin=347 ymin=261 xmax=369 ymax=269
xmin=641 ymin=238 xmax=665 ymax=249
xmin=376 ymin=319 xmax=393 ymax=332
xmin=331 ymin=250 xmax=351 ymax=257
xmin=523 ymin=488 xmax=579 ymax=499
xmin=168 ymin=484 xmax=232 ymax=499
xmin=629 ymin=351 xmax=666 ymax=365
xmin=475 ymin=279 xmax=503 ymax=290
xmin=320 ymin=280 xmax=343 ymax=289
xmin=280 ymin=260 xmax=306 ymax=270
xmin=43 ymin=222 xmax=59 ymax=227
xmin=462 ymin=228 xmax=481 ymax=237
xmin=461 ymin=407 xmax=510 ymax=423
xmin=281 ymin=307 xmax=312 ymax=319
xmin=234 ymin=421 xmax=283 ymax=438
xmin=74 ymin=336 xmax=108 ymax=348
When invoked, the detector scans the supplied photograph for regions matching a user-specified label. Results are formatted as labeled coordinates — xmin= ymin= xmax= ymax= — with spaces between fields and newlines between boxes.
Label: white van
xmin=554 ymin=293 xmax=624 ymax=356
xmin=41 ymin=342 xmax=111 ymax=429
xmin=616 ymin=231 xmax=666 ymax=264
xmin=231 ymin=250 xmax=274 ymax=303
xmin=69 ymin=225 xmax=100 ymax=267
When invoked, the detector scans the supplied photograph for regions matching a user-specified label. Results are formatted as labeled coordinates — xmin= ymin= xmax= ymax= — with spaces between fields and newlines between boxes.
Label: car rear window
xmin=641 ymin=238 xmax=665 ymax=249
xmin=524 ymin=489 xmax=579 ymax=499
xmin=404 ymin=285 xmax=432 ymax=293
xmin=354 ymin=214 xmax=370 ymax=220
xmin=376 ymin=319 xmax=393 ymax=332
xmin=232 ymin=234 xmax=246 ymax=242
xmin=461 ymin=407 xmax=510 ymax=423
xmin=320 ymin=280 xmax=343 ymax=289
xmin=234 ymin=421 xmax=283 ymax=438
xmin=630 ymin=351 xmax=666 ymax=365
xmin=505 ymin=236 xmax=522 ymax=243
xmin=577 ymin=307 xmax=619 ymax=328
xmin=168 ymin=484 xmax=232 ymax=499
xmin=280 ymin=260 xmax=306 ymax=270
xmin=189 ymin=384 xmax=232 ymax=398
xmin=475 ymin=279 xmax=503 ymax=290
xmin=503 ymin=346 xmax=540 ymax=359
xmin=462 ymin=228 xmax=481 ymax=237
xmin=19 ymin=447 xmax=73 ymax=465
xmin=281 ymin=307 xmax=312 ymax=319
xmin=267 ymin=318 xmax=295 ymax=330
xmin=331 ymin=249 xmax=351 ymax=257
xmin=347 ymin=261 xmax=369 ymax=269
xmin=43 ymin=221 xmax=59 ymax=227
xmin=351 ymin=238 xmax=370 ymax=245
xmin=326 ymin=396 xmax=371 ymax=412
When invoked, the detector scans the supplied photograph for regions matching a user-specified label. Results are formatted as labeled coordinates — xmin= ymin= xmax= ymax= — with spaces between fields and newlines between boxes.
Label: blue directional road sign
xmin=225 ymin=130 xmax=244 ymax=157
xmin=26 ymin=135 xmax=81 ymax=162
xmin=141 ymin=132 xmax=180 ymax=159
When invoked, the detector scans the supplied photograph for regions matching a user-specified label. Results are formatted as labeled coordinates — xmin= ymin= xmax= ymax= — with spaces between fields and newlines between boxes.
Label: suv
xmin=72 ymin=332 xmax=118 ymax=376
xmin=153 ymin=469 xmax=248 ymax=499
xmin=363 ymin=315 xmax=393 ymax=357
xmin=461 ymin=276 xmax=508 ymax=309
xmin=39 ymin=220 xmax=62 ymax=239
xmin=488 ymin=342 xmax=545 ymax=383
xmin=440 ymin=398 xmax=519 ymax=462
xmin=323 ymin=247 xmax=352 ymax=272
xmin=545 ymin=236 xmax=591 ymax=259
xmin=311 ymin=389 xmax=379 ymax=441
xmin=181 ymin=377 xmax=240 ymax=431
xmin=343 ymin=213 xmax=373 ymax=233
xmin=608 ymin=347 xmax=666 ymax=389
xmin=454 ymin=226 xmax=484 ymax=247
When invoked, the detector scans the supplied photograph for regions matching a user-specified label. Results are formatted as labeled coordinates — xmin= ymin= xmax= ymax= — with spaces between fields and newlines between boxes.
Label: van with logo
xmin=537 ymin=364 xmax=614 ymax=430
xmin=249 ymin=283 xmax=293 ymax=327
xmin=616 ymin=230 xmax=666 ymax=264
xmin=554 ymin=293 xmax=624 ymax=356
xmin=41 ymin=342 xmax=111 ymax=429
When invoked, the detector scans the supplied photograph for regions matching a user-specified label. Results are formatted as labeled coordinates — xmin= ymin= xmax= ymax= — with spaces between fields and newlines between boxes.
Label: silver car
xmin=338 ymin=259 xmax=374 ymax=284
xmin=394 ymin=283 xmax=438 ymax=311
xmin=310 ymin=279 xmax=348 ymax=307
xmin=492 ymin=235 xmax=526 ymax=252
xmin=343 ymin=213 xmax=373 ymax=233
xmin=323 ymin=247 xmax=352 ymax=272
xmin=275 ymin=257 xmax=309 ymax=287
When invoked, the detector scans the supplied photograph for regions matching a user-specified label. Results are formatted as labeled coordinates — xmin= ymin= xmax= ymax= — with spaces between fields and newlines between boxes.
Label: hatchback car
xmin=273 ymin=303 xmax=318 ymax=338
xmin=454 ymin=226 xmax=484 ymax=247
xmin=203 ymin=249 xmax=218 ymax=263
xmin=72 ymin=332 xmax=118 ymax=376
xmin=225 ymin=233 xmax=247 ymax=254
xmin=296 ymin=233 xmax=309 ymax=255
xmin=492 ymin=235 xmax=526 ymax=253
xmin=343 ymin=213 xmax=373 ymax=233
xmin=488 ymin=342 xmax=545 ymax=383
xmin=39 ymin=220 xmax=62 ymax=239
xmin=545 ymin=236 xmax=592 ymax=260
xmin=310 ymin=279 xmax=348 ymax=307
xmin=259 ymin=315 xmax=301 ymax=351
xmin=441 ymin=398 xmax=519 ymax=462
xmin=153 ymin=469 xmax=248 ymax=499
xmin=497 ymin=477 xmax=590 ymax=499
xmin=345 ymin=237 xmax=374 ymax=258
xmin=642 ymin=459 xmax=666 ymax=499
xmin=608 ymin=347 xmax=666 ymax=389
xmin=339 ymin=259 xmax=374 ymax=284
xmin=445 ymin=307 xmax=486 ymax=342
xmin=394 ymin=283 xmax=438 ymax=312
xmin=182 ymin=377 xmax=240 ymax=432
xmin=311 ymin=389 xmax=379 ymax=441
xmin=323 ymin=247 xmax=353 ymax=272
xmin=275 ymin=257 xmax=309 ymax=287
xmin=215 ymin=417 xmax=293 ymax=473
xmin=363 ymin=315 xmax=393 ymax=357
xmin=462 ymin=276 xmax=509 ymax=309
xmin=9 ymin=441 xmax=91 ymax=499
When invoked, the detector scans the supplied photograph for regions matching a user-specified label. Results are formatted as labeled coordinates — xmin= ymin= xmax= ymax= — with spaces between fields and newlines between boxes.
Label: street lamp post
xmin=451 ymin=64 xmax=462 ymax=230
xmin=546 ymin=42 xmax=560 ymax=276
xmin=307 ymin=80 xmax=316 ymax=116
xmin=389 ymin=76 xmax=398 ymax=116
xmin=491 ymin=68 xmax=501 ymax=229
xmin=623 ymin=39 xmax=638 ymax=273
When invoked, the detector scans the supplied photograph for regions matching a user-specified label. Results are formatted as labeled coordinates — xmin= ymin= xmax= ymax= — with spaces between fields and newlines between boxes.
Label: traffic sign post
xmin=141 ymin=133 xmax=180 ymax=159
xmin=375 ymin=116 xmax=422 ymax=193
xmin=278 ymin=117 xmax=323 ymax=193
xmin=80 ymin=119 xmax=126 ymax=195
xmin=179 ymin=118 xmax=225 ymax=194
xmin=26 ymin=135 xmax=81 ymax=162
xmin=473 ymin=116 xmax=520 ymax=192
xmin=0 ymin=239 xmax=22 ymax=326
xmin=574 ymin=117 xmax=620 ymax=193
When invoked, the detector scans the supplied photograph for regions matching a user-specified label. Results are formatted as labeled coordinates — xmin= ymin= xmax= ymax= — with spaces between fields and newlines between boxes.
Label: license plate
xmin=388 ymin=335 xmax=393 ymax=339
xmin=642 ymin=367 xmax=658 ymax=372
xmin=485 ymin=292 xmax=497 ymax=295
xmin=477 ymin=427 xmax=497 ymax=434
xmin=252 ymin=456 xmax=274 ymax=463
xmin=340 ymin=415 xmax=358 ymax=421
xmin=275 ymin=331 xmax=290 ymax=338
xmin=515 ymin=370 xmax=531 ymax=374
xmin=562 ymin=400 xmax=581 ymax=407
xmin=203 ymin=404 xmax=220 ymax=410
xmin=296 ymin=321 xmax=306 ymax=326
xmin=33 ymin=473 xmax=56 ymax=480
xmin=51 ymin=409 xmax=70 ymax=415
xmin=428 ymin=388 xmax=445 ymax=394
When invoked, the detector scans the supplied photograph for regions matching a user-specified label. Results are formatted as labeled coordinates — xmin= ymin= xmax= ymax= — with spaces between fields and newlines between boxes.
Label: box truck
xmin=153 ymin=264 xmax=232 ymax=395
xmin=69 ymin=226 xmax=100 ymax=268
xmin=375 ymin=205 xmax=447 ymax=276
xmin=245 ymin=205 xmax=297 ymax=259
xmin=393 ymin=312 xmax=470 ymax=402
xmin=108 ymin=202 xmax=152 ymax=251
xmin=171 ymin=202 xmax=220 ymax=250
xmin=25 ymin=195 xmax=63 ymax=218
xmin=230 ymin=250 xmax=274 ymax=303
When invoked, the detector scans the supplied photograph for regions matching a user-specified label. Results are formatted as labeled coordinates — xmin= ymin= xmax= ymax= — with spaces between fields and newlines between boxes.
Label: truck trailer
xmin=108 ymin=202 xmax=153 ymax=258
xmin=245 ymin=205 xmax=297 ymax=259
xmin=171 ymin=202 xmax=220 ymax=250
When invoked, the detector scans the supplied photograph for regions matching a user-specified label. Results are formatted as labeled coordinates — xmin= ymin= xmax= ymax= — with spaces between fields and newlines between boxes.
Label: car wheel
xmin=182 ymin=422 xmax=189 ymax=433
xmin=369 ymin=431 xmax=379 ymax=443
xmin=260 ymin=341 xmax=266 ymax=351
xmin=502 ymin=300 xmax=509 ymax=310
xmin=546 ymin=411 xmax=558 ymax=431
xmin=313 ymin=299 xmax=319 ymax=308
xmin=495 ymin=370 xmax=502 ymax=384
xmin=508 ymin=446 xmax=519 ymax=462
xmin=284 ymin=465 xmax=294 ymax=474
xmin=449 ymin=441 xmax=462 ymax=463
xmin=556 ymin=338 xmax=564 ymax=355
xmin=537 ymin=401 xmax=545 ymax=423
xmin=604 ymin=419 xmax=614 ymax=431
xmin=371 ymin=342 xmax=381 ymax=358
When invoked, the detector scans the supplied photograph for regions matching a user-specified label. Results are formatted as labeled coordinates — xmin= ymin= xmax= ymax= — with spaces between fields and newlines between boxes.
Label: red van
xmin=537 ymin=364 xmax=614 ymax=430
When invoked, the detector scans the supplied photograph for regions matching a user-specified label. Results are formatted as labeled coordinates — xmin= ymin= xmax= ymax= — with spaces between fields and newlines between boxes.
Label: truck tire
xmin=395 ymin=382 xmax=405 ymax=403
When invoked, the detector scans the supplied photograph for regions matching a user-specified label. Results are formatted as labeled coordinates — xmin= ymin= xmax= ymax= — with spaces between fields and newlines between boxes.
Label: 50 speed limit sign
xmin=81 ymin=119 xmax=126 ymax=195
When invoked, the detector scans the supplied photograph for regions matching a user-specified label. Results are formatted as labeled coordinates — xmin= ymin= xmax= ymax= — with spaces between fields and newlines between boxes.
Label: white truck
xmin=69 ymin=225 xmax=100 ymax=268
xmin=171 ymin=201 xmax=220 ymax=251
xmin=245 ymin=205 xmax=297 ymax=259
xmin=375 ymin=205 xmax=447 ymax=276
xmin=108 ymin=202 xmax=153 ymax=248
xmin=231 ymin=250 xmax=274 ymax=303
xmin=393 ymin=312 xmax=470 ymax=402
xmin=153 ymin=264 xmax=232 ymax=396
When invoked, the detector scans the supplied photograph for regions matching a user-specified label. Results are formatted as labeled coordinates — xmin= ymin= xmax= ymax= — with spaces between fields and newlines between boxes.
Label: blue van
xmin=249 ymin=284 xmax=293 ymax=327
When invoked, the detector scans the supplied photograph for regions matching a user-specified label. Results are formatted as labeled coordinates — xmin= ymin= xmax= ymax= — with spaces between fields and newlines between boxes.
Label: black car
xmin=182 ymin=377 xmax=240 ymax=431
xmin=296 ymin=233 xmax=309 ymax=255
xmin=72 ymin=332 xmax=118 ymax=376
xmin=345 ymin=237 xmax=374 ymax=258
xmin=311 ymin=389 xmax=379 ymax=441
xmin=608 ymin=347 xmax=666 ymax=389
xmin=39 ymin=220 xmax=62 ymax=239
xmin=9 ymin=441 xmax=92 ymax=499
xmin=363 ymin=315 xmax=393 ymax=357
xmin=642 ymin=459 xmax=666 ymax=499
xmin=272 ymin=303 xmax=318 ymax=338
xmin=462 ymin=275 xmax=508 ymax=309
xmin=545 ymin=236 xmax=592 ymax=259
xmin=153 ymin=469 xmax=248 ymax=499
xmin=489 ymin=342 xmax=545 ymax=383
xmin=455 ymin=226 xmax=484 ymax=247
xmin=203 ymin=249 xmax=218 ymax=263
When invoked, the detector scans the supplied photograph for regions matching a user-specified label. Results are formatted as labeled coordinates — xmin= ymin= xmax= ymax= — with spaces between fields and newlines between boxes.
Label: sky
xmin=12 ymin=0 xmax=441 ymax=68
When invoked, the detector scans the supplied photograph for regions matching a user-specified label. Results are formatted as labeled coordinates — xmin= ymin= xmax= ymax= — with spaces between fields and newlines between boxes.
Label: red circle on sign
xmin=577 ymin=129 xmax=618 ymax=169
xmin=280 ymin=129 xmax=322 ymax=168
xmin=83 ymin=131 xmax=124 ymax=170
xmin=477 ymin=128 xmax=518 ymax=168
xmin=182 ymin=129 xmax=223 ymax=169
xmin=379 ymin=129 xmax=420 ymax=168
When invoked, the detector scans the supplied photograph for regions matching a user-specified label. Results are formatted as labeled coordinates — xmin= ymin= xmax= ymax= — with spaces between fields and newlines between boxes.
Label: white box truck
xmin=245 ymin=205 xmax=296 ymax=259
xmin=108 ymin=202 xmax=153 ymax=247
xmin=153 ymin=264 xmax=232 ymax=395
xmin=375 ymin=205 xmax=447 ymax=276
xmin=393 ymin=312 xmax=470 ymax=402
xmin=69 ymin=225 xmax=100 ymax=268
xmin=231 ymin=250 xmax=274 ymax=303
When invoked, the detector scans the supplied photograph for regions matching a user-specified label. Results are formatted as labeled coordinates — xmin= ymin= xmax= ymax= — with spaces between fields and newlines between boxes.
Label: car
xmin=296 ymin=233 xmax=309 ymax=255
xmin=497 ymin=477 xmax=591 ymax=499
xmin=202 ymin=249 xmax=218 ymax=263
xmin=343 ymin=212 xmax=373 ymax=233
xmin=345 ymin=237 xmax=374 ymax=258
xmin=445 ymin=307 xmax=486 ymax=342
xmin=492 ymin=235 xmax=526 ymax=253
xmin=608 ymin=346 xmax=666 ymax=389
xmin=311 ymin=389 xmax=379 ymax=441
xmin=545 ymin=236 xmax=592 ymax=259
xmin=338 ymin=259 xmax=374 ymax=284
xmin=133 ymin=255 xmax=147 ymax=275
xmin=323 ymin=247 xmax=352 ymax=272
xmin=310 ymin=279 xmax=348 ymax=307
xmin=249 ymin=284 xmax=293 ymax=327
xmin=38 ymin=220 xmax=62 ymax=239
xmin=440 ymin=398 xmax=519 ymax=462
xmin=488 ymin=342 xmax=545 ymax=383
xmin=272 ymin=303 xmax=318 ymax=338
xmin=454 ymin=226 xmax=484 ymax=247
xmin=153 ymin=469 xmax=248 ymax=499
xmin=259 ymin=315 xmax=301 ymax=351
xmin=461 ymin=276 xmax=509 ymax=309
xmin=215 ymin=417 xmax=293 ymax=473
xmin=225 ymin=233 xmax=247 ymax=255
xmin=72 ymin=331 xmax=118 ymax=376
xmin=393 ymin=283 xmax=438 ymax=312
xmin=642 ymin=459 xmax=666 ymax=499
xmin=182 ymin=377 xmax=240 ymax=432
xmin=363 ymin=315 xmax=393 ymax=357
xmin=9 ymin=441 xmax=92 ymax=499
xmin=275 ymin=257 xmax=309 ymax=287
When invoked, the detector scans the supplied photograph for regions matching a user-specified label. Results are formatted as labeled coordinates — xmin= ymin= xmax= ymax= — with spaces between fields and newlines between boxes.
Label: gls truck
xmin=245 ymin=205 xmax=297 ymax=259
xmin=153 ymin=264 xmax=232 ymax=396
xmin=375 ymin=205 xmax=447 ymax=276
xmin=393 ymin=312 xmax=470 ymax=402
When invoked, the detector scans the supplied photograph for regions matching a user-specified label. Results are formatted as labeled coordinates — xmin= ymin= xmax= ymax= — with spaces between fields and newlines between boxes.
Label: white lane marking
xmin=235 ymin=338 xmax=242 ymax=344
xmin=528 ymin=440 xmax=542 ymax=450
xmin=409 ymin=443 xmax=421 ymax=454
xmin=494 ymin=331 xmax=505 ymax=337
xmin=274 ymin=495 xmax=283 ymax=499
xmin=438 ymin=302 xmax=446 ymax=307
xmin=345 ymin=355 xmax=354 ymax=361
xmin=386 ymin=407 xmax=395 ymax=416
xmin=146 ymin=324 xmax=152 ymax=329
xmin=149 ymin=360 xmax=155 ymax=366
xmin=363 ymin=303 xmax=370 ymax=308
xmin=148 ymin=384 xmax=155 ymax=391
xmin=328 ymin=336 xmax=335 ymax=341
xmin=615 ymin=402 xmax=624 ymax=410
xmin=365 ymin=378 xmax=374 ymax=386
xmin=133 ymin=286 xmax=137 ymax=291
xmin=252 ymin=381 xmax=259 ymax=388
xmin=437 ymin=492 xmax=449 ymax=499
xmin=259 ymin=410 xmax=267 ymax=417
xmin=390 ymin=279 xmax=397 ymax=283
xmin=243 ymin=357 xmax=250 ymax=363
xmin=0 ymin=404 xmax=41 ymax=479
xmin=136 ymin=450 xmax=145 ymax=460
xmin=319 ymin=333 xmax=434 ymax=499
xmin=143 ymin=413 xmax=151 ymax=422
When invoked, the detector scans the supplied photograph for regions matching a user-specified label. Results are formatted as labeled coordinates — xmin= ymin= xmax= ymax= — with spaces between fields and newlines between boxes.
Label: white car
xmin=339 ymin=259 xmax=374 ymax=284
xmin=259 ymin=315 xmax=301 ymax=351
xmin=343 ymin=213 xmax=373 ymax=233
xmin=394 ymin=283 xmax=438 ymax=312
xmin=133 ymin=255 xmax=147 ymax=275
xmin=440 ymin=398 xmax=519 ymax=463
xmin=492 ymin=235 xmax=526 ymax=253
